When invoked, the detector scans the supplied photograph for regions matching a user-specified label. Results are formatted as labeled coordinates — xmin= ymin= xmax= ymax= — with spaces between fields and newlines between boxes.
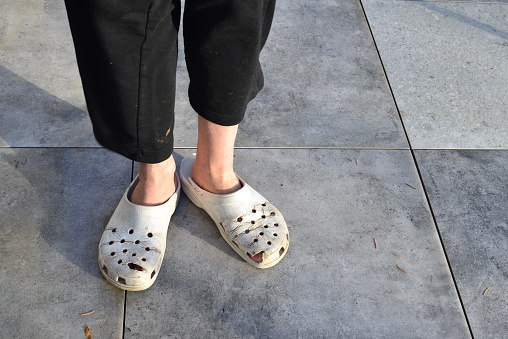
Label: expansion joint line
xmin=121 ymin=162 xmax=135 ymax=339
xmin=357 ymin=0 xmax=475 ymax=337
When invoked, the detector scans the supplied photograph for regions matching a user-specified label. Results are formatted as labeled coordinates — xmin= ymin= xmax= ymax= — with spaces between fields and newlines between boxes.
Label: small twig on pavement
xmin=396 ymin=265 xmax=408 ymax=274
xmin=80 ymin=310 xmax=95 ymax=316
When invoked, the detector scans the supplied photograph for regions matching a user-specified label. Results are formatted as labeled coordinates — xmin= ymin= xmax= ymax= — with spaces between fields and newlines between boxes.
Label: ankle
xmin=130 ymin=156 xmax=178 ymax=206
xmin=139 ymin=157 xmax=176 ymax=183
xmin=191 ymin=163 xmax=241 ymax=194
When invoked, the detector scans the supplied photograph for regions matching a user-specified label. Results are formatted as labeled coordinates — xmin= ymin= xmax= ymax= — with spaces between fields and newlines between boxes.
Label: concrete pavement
xmin=1 ymin=0 xmax=507 ymax=337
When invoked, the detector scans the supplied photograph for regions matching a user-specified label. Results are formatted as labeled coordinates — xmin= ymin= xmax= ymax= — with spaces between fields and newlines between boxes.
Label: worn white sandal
xmin=98 ymin=175 xmax=180 ymax=291
xmin=179 ymin=154 xmax=289 ymax=268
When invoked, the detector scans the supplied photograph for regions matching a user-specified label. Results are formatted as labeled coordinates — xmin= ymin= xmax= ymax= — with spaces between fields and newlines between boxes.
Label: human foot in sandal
xmin=98 ymin=157 xmax=180 ymax=291
xmin=179 ymin=154 xmax=289 ymax=268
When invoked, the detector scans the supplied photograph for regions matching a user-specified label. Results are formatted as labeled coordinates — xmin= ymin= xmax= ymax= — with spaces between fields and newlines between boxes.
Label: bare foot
xmin=130 ymin=155 xmax=178 ymax=206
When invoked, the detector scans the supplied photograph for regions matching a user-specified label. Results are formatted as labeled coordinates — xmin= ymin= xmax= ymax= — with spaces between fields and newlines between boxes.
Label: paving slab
xmin=361 ymin=0 xmax=508 ymax=148
xmin=425 ymin=0 xmax=508 ymax=3
xmin=0 ymin=148 xmax=129 ymax=338
xmin=0 ymin=0 xmax=96 ymax=147
xmin=234 ymin=0 xmax=406 ymax=148
xmin=1 ymin=0 xmax=406 ymax=149
xmin=124 ymin=149 xmax=469 ymax=338
xmin=415 ymin=150 xmax=508 ymax=339
xmin=174 ymin=0 xmax=408 ymax=148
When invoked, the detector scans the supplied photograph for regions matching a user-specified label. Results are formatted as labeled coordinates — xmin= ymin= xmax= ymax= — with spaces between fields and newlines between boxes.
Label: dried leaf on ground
xmin=85 ymin=326 xmax=92 ymax=339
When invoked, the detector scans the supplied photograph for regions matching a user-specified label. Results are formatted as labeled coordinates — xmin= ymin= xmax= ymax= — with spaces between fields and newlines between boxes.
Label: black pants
xmin=65 ymin=0 xmax=276 ymax=163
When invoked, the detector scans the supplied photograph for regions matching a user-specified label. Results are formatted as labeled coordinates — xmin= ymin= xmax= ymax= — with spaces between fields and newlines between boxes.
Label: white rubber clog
xmin=179 ymin=154 xmax=289 ymax=268
xmin=98 ymin=175 xmax=180 ymax=291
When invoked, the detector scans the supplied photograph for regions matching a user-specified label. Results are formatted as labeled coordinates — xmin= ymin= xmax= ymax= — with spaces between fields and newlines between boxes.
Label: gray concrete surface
xmin=0 ymin=149 xmax=129 ymax=338
xmin=1 ymin=0 xmax=506 ymax=337
xmin=0 ymin=0 xmax=95 ymax=147
xmin=173 ymin=0 xmax=409 ymax=149
xmin=428 ymin=0 xmax=508 ymax=3
xmin=416 ymin=150 xmax=508 ymax=338
xmin=361 ymin=0 xmax=508 ymax=149
xmin=125 ymin=149 xmax=468 ymax=338
xmin=234 ymin=0 xmax=407 ymax=148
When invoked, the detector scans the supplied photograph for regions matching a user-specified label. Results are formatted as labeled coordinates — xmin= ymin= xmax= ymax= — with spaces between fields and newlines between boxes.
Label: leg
xmin=65 ymin=0 xmax=182 ymax=290
xmin=183 ymin=0 xmax=276 ymax=193
xmin=65 ymin=0 xmax=181 ymax=163
xmin=191 ymin=116 xmax=261 ymax=263
xmin=180 ymin=0 xmax=288 ymax=266
xmin=183 ymin=0 xmax=276 ymax=125
xmin=191 ymin=115 xmax=242 ymax=195
xmin=130 ymin=156 xmax=178 ymax=206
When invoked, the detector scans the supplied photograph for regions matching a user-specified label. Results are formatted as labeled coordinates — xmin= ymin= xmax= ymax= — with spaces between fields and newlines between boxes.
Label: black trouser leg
xmin=183 ymin=0 xmax=276 ymax=126
xmin=65 ymin=0 xmax=181 ymax=163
